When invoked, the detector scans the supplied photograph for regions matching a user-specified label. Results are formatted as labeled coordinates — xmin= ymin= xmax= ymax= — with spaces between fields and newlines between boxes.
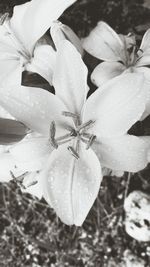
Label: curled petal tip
xmin=51 ymin=21 xmax=83 ymax=55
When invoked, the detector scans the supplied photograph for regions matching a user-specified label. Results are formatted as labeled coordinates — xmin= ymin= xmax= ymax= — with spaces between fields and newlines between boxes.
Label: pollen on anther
xmin=49 ymin=121 xmax=58 ymax=149
xmin=62 ymin=111 xmax=79 ymax=119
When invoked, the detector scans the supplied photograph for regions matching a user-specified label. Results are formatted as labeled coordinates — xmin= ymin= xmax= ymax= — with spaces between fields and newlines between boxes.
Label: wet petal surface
xmin=83 ymin=21 xmax=124 ymax=61
xmin=91 ymin=61 xmax=126 ymax=87
xmin=92 ymin=135 xmax=150 ymax=172
xmin=83 ymin=74 xmax=146 ymax=138
xmin=43 ymin=143 xmax=102 ymax=225
xmin=53 ymin=40 xmax=88 ymax=115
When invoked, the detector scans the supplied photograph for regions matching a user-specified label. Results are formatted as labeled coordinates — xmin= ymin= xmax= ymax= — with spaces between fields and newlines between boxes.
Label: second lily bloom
xmin=83 ymin=21 xmax=150 ymax=118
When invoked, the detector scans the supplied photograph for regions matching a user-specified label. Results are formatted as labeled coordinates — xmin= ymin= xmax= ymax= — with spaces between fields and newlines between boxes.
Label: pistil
xmin=77 ymin=120 xmax=95 ymax=131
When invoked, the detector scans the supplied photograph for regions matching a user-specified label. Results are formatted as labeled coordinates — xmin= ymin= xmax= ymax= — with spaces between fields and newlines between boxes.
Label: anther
xmin=49 ymin=121 xmax=58 ymax=149
xmin=50 ymin=121 xmax=56 ymax=138
xmin=50 ymin=138 xmax=58 ymax=149
xmin=68 ymin=146 xmax=79 ymax=159
xmin=86 ymin=135 xmax=96 ymax=150
xmin=0 ymin=12 xmax=9 ymax=25
xmin=62 ymin=111 xmax=79 ymax=119
xmin=78 ymin=120 xmax=95 ymax=131
xmin=26 ymin=180 xmax=38 ymax=188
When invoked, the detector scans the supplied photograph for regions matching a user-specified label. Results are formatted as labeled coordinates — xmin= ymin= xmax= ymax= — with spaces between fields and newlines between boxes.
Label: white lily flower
xmin=0 ymin=40 xmax=149 ymax=226
xmin=0 ymin=0 xmax=76 ymax=85
xmin=83 ymin=21 xmax=150 ymax=117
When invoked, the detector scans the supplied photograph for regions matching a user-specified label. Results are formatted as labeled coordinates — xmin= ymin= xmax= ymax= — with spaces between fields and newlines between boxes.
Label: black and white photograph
xmin=0 ymin=0 xmax=150 ymax=266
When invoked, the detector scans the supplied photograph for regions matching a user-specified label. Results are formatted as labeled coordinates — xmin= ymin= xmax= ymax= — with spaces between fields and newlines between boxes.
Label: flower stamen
xmin=49 ymin=121 xmax=58 ymax=149
xmin=78 ymin=120 xmax=95 ymax=132
xmin=62 ymin=111 xmax=80 ymax=126
xmin=86 ymin=135 xmax=96 ymax=150
xmin=56 ymin=132 xmax=73 ymax=142
xmin=68 ymin=146 xmax=79 ymax=159
xmin=62 ymin=111 xmax=79 ymax=119
xmin=50 ymin=114 xmax=96 ymax=157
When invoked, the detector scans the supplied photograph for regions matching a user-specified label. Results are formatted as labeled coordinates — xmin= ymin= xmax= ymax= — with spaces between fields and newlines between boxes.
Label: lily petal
xmin=92 ymin=135 xmax=150 ymax=172
xmin=10 ymin=0 xmax=76 ymax=52
xmin=0 ymin=84 xmax=71 ymax=136
xmin=53 ymin=40 xmax=88 ymax=114
xmin=83 ymin=21 xmax=124 ymax=61
xmin=0 ymin=26 xmax=22 ymax=84
xmin=26 ymin=43 xmax=56 ymax=85
xmin=0 ymin=58 xmax=21 ymax=84
xmin=0 ymin=23 xmax=23 ymax=85
xmin=0 ymin=23 xmax=18 ymax=54
xmin=0 ymin=63 xmax=23 ymax=129
xmin=0 ymin=105 xmax=14 ymax=119
xmin=136 ymin=52 xmax=150 ymax=67
xmin=139 ymin=28 xmax=150 ymax=53
xmin=51 ymin=21 xmax=83 ymax=55
xmin=43 ymin=143 xmax=102 ymax=226
xmin=10 ymin=136 xmax=51 ymax=171
xmin=91 ymin=61 xmax=126 ymax=87
xmin=133 ymin=66 xmax=150 ymax=118
xmin=83 ymin=73 xmax=146 ymax=138
xmin=144 ymin=136 xmax=150 ymax=162
xmin=1 ymin=60 xmax=23 ymax=87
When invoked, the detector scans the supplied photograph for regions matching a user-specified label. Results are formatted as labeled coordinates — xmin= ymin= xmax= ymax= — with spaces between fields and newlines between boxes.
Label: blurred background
xmin=0 ymin=0 xmax=150 ymax=266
